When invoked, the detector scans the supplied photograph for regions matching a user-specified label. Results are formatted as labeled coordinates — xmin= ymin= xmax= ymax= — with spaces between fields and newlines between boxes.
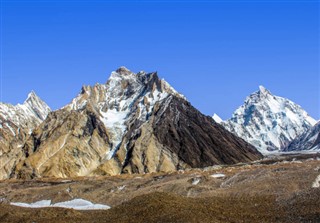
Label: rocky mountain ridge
xmin=284 ymin=121 xmax=320 ymax=151
xmin=0 ymin=67 xmax=262 ymax=179
xmin=0 ymin=92 xmax=51 ymax=179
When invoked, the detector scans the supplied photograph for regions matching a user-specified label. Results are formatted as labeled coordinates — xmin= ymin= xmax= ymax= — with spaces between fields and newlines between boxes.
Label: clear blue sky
xmin=1 ymin=0 xmax=319 ymax=120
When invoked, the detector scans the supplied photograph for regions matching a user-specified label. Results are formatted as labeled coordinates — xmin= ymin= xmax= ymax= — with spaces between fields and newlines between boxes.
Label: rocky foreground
xmin=0 ymin=153 xmax=320 ymax=223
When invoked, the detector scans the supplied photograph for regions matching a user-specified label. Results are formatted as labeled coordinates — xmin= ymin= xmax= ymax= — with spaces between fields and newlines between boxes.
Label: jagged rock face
xmin=284 ymin=121 xmax=320 ymax=151
xmin=221 ymin=86 xmax=316 ymax=154
xmin=14 ymin=67 xmax=262 ymax=179
xmin=0 ymin=92 xmax=51 ymax=179
xmin=15 ymin=108 xmax=111 ymax=178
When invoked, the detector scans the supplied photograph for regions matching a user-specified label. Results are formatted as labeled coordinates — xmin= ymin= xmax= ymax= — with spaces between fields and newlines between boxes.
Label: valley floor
xmin=0 ymin=153 xmax=320 ymax=223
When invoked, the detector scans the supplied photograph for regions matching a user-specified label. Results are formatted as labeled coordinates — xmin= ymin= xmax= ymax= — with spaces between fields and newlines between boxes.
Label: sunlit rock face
xmin=0 ymin=91 xmax=51 ymax=179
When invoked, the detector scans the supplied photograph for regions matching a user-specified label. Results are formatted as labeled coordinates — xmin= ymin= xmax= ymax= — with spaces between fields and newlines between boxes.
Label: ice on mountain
xmin=0 ymin=91 xmax=51 ymax=136
xmin=222 ymin=86 xmax=316 ymax=154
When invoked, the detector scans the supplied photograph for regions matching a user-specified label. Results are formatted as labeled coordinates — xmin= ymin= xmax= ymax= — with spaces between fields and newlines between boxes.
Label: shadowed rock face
xmin=150 ymin=96 xmax=262 ymax=167
xmin=9 ymin=68 xmax=262 ymax=179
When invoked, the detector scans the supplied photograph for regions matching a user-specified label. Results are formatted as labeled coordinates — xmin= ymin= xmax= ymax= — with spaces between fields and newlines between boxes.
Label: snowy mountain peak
xmin=0 ymin=91 xmax=51 ymax=139
xmin=222 ymin=86 xmax=316 ymax=154
xmin=258 ymin=85 xmax=270 ymax=95
xmin=25 ymin=90 xmax=37 ymax=101
xmin=23 ymin=91 xmax=51 ymax=121
xmin=65 ymin=67 xmax=186 ymax=160
xmin=246 ymin=86 xmax=272 ymax=103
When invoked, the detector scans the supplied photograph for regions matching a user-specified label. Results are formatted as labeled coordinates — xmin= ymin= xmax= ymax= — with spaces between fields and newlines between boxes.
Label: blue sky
xmin=1 ymin=0 xmax=319 ymax=120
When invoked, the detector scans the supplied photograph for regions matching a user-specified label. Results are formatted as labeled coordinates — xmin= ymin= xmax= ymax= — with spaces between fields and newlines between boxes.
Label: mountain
xmin=284 ymin=121 xmax=320 ymax=151
xmin=221 ymin=86 xmax=316 ymax=154
xmin=12 ymin=67 xmax=262 ymax=179
xmin=0 ymin=91 xmax=51 ymax=179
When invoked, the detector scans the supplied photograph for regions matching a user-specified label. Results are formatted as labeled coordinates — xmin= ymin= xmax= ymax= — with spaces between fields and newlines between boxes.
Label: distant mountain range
xmin=0 ymin=67 xmax=261 ymax=180
xmin=213 ymin=86 xmax=317 ymax=154
xmin=1 ymin=67 xmax=318 ymax=180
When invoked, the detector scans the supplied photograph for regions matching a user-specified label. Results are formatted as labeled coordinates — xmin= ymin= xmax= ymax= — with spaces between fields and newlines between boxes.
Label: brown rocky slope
xmin=0 ymin=92 xmax=51 ymax=180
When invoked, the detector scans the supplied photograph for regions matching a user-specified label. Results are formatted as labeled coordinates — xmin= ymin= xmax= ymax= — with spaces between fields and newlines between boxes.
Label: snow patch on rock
xmin=211 ymin=173 xmax=226 ymax=178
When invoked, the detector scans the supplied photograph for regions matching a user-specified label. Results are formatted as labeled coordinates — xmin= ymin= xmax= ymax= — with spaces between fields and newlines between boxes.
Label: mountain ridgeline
xmin=0 ymin=92 xmax=51 ymax=179
xmin=284 ymin=121 xmax=320 ymax=151
xmin=215 ymin=86 xmax=316 ymax=154
xmin=0 ymin=67 xmax=262 ymax=180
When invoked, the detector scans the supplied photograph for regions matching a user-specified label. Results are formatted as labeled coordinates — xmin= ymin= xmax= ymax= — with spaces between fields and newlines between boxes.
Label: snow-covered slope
xmin=222 ymin=86 xmax=316 ymax=154
xmin=284 ymin=121 xmax=320 ymax=151
xmin=0 ymin=91 xmax=51 ymax=134
xmin=212 ymin=113 xmax=223 ymax=124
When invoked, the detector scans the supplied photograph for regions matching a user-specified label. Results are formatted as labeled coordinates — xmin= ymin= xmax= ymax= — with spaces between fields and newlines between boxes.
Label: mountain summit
xmin=11 ymin=67 xmax=262 ymax=179
xmin=221 ymin=86 xmax=316 ymax=154
xmin=0 ymin=91 xmax=51 ymax=179
xmin=0 ymin=91 xmax=51 ymax=130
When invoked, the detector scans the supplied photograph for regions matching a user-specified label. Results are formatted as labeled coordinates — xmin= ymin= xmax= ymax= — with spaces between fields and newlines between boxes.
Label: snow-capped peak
xmin=23 ymin=91 xmax=51 ymax=120
xmin=0 ymin=91 xmax=51 ymax=134
xmin=258 ymin=85 xmax=270 ymax=95
xmin=222 ymin=86 xmax=316 ymax=154
xmin=25 ymin=90 xmax=37 ymax=102
xmin=65 ymin=67 xmax=186 ymax=160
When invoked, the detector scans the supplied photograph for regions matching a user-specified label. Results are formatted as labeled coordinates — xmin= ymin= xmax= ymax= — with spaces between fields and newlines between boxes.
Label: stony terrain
xmin=0 ymin=153 xmax=320 ymax=223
